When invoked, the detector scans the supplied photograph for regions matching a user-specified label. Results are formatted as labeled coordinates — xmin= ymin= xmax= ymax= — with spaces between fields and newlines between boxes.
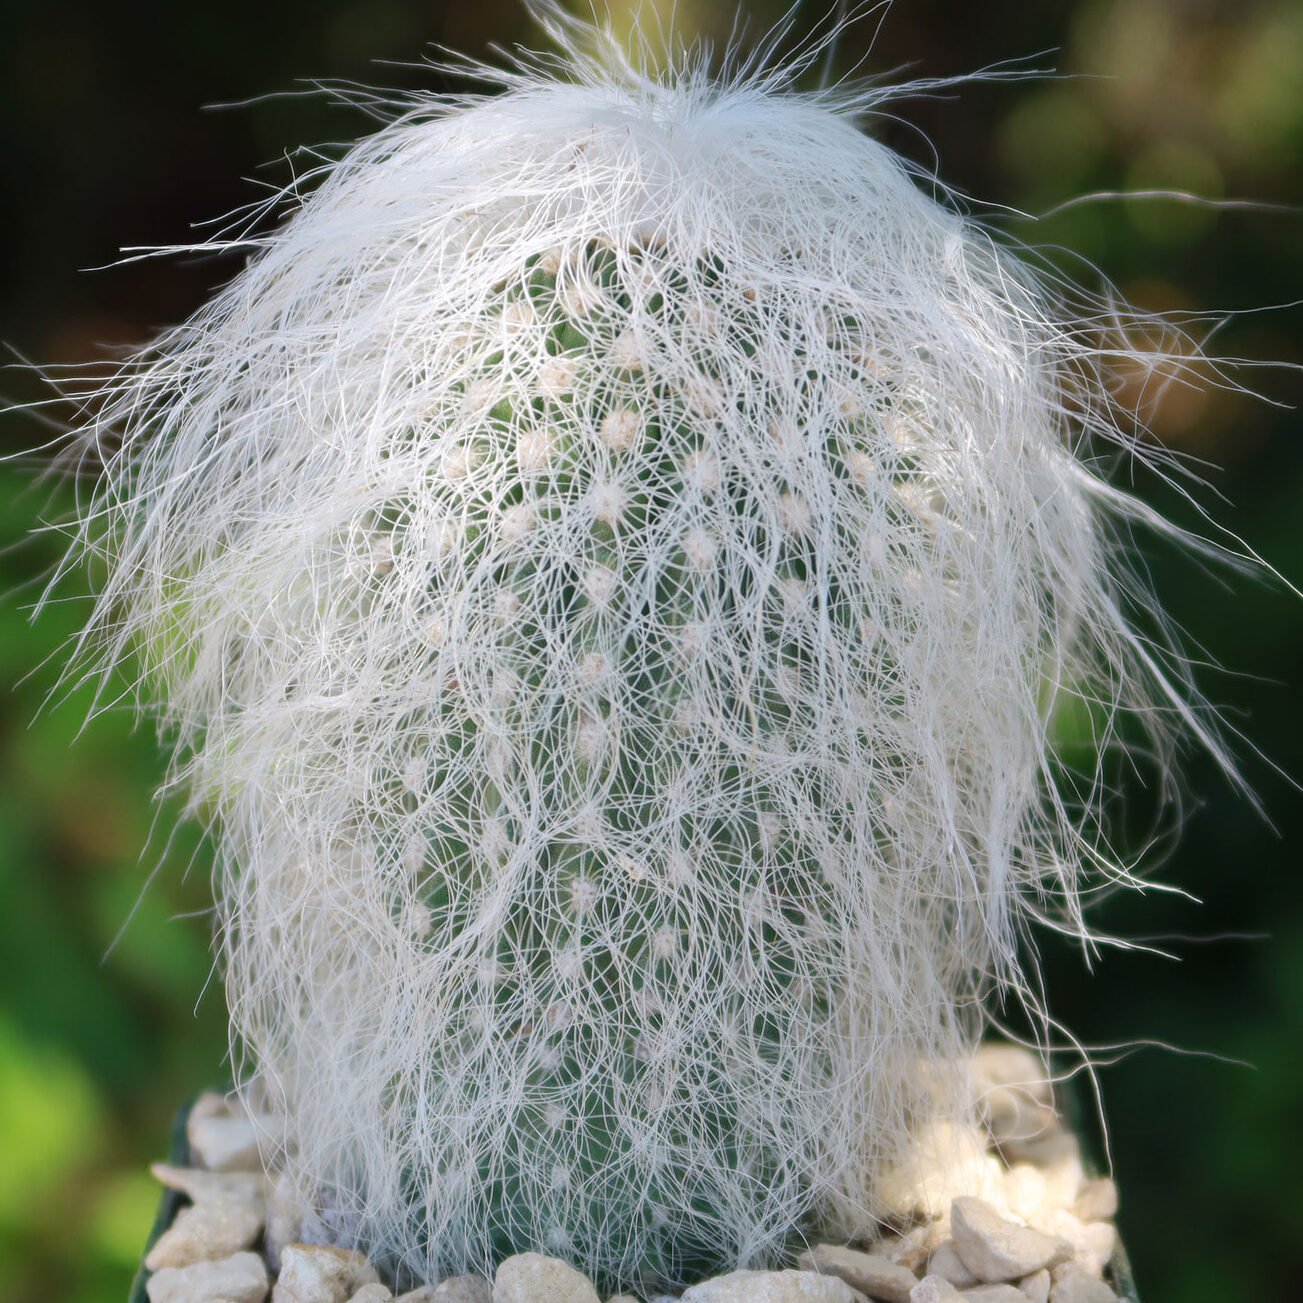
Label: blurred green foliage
xmin=0 ymin=2 xmax=1299 ymax=1301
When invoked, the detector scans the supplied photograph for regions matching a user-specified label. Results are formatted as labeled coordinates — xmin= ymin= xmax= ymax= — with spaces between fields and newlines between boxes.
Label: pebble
xmin=1000 ymin=1167 xmax=1048 ymax=1224
xmin=960 ymin=1288 xmax=1026 ymax=1303
xmin=274 ymin=1244 xmax=378 ymax=1303
xmin=910 ymin=1279 xmax=961 ymax=1303
xmin=1017 ymin=1272 xmax=1049 ymax=1303
xmin=147 ymin=1250 xmax=269 ymax=1303
xmin=188 ymin=1089 xmax=285 ymax=1172
xmin=348 ymin=1287 xmax=393 ymax=1303
xmin=494 ymin=1254 xmax=602 ymax=1303
xmin=189 ymin=1113 xmax=264 ymax=1173
xmin=796 ymin=1245 xmax=917 ymax=1303
xmin=264 ymin=1171 xmax=305 ymax=1273
xmin=999 ymin=1130 xmax=1079 ymax=1174
xmin=883 ymin=1225 xmax=945 ymax=1273
xmin=185 ymin=1092 xmax=229 ymax=1131
xmin=1029 ymin=1214 xmax=1114 ymax=1280
xmin=681 ymin=1270 xmax=864 ymax=1303
xmin=949 ymin=1199 xmax=1072 ymax=1283
xmin=1047 ymin=1214 xmax=1110 ymax=1276
xmin=923 ymin=1243 xmax=976 ymax=1290
xmin=1047 ymin=1267 xmax=1116 ymax=1303
xmin=878 ymin=1122 xmax=1004 ymax=1221
xmin=970 ymin=1046 xmax=1053 ymax=1100
xmin=1037 ymin=1150 xmax=1085 ymax=1213
xmin=1071 ymin=1181 xmax=1118 ymax=1225
xmin=152 ymin=1163 xmax=266 ymax=1207
xmin=433 ymin=1277 xmax=493 ymax=1303
xmin=186 ymin=1092 xmax=271 ymax=1173
xmin=145 ymin=1197 xmax=265 ymax=1270
xmin=969 ymin=1047 xmax=1056 ymax=1150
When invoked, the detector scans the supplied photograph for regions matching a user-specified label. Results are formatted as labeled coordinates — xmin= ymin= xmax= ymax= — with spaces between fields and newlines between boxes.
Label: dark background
xmin=1 ymin=2 xmax=1299 ymax=1300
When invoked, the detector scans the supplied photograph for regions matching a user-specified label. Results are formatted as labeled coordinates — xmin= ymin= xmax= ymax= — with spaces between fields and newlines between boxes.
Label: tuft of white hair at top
xmin=50 ymin=2 xmax=1249 ymax=1293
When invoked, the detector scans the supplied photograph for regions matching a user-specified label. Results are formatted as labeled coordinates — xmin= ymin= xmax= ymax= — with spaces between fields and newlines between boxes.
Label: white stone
xmin=925 ymin=1243 xmax=977 ymax=1290
xmin=433 ymin=1278 xmax=493 ymax=1303
xmin=494 ymin=1254 xmax=600 ymax=1303
xmin=187 ymin=1092 xmax=230 ymax=1124
xmin=351 ymin=1256 xmax=382 ymax=1286
xmin=884 ymin=1224 xmax=944 ymax=1273
xmin=152 ymin=1163 xmax=265 ymax=1206
xmin=1047 ymin=1267 xmax=1116 ymax=1303
xmin=970 ymin=1046 xmax=1054 ymax=1145
xmin=950 ymin=1198 xmax=1072 ymax=1283
xmin=1029 ymin=1212 xmax=1115 ymax=1279
xmin=878 ymin=1122 xmax=1004 ymax=1221
xmin=796 ymin=1245 xmax=916 ymax=1303
xmin=1017 ymin=1272 xmax=1050 ymax=1303
xmin=393 ymin=1290 xmax=437 ymax=1302
xmin=972 ymin=1043 xmax=1048 ymax=1096
xmin=1071 ymin=1180 xmax=1118 ymax=1224
xmin=274 ymin=1244 xmax=376 ymax=1303
xmin=1002 ymin=1130 xmax=1080 ymax=1174
xmin=1002 ymin=1166 xmax=1048 ymax=1223
xmin=961 ymin=1288 xmax=1027 ymax=1303
xmin=990 ymin=1103 xmax=1062 ymax=1155
xmin=264 ymin=1170 xmax=305 ymax=1273
xmin=1037 ymin=1150 xmax=1085 ymax=1212
xmin=910 ymin=1279 xmax=961 ymax=1303
xmin=348 ymin=1287 xmax=393 ymax=1303
xmin=187 ymin=1111 xmax=262 ymax=1172
xmin=681 ymin=1270 xmax=863 ymax=1303
xmin=145 ymin=1197 xmax=264 ymax=1270
xmin=146 ymin=1250 xmax=268 ymax=1303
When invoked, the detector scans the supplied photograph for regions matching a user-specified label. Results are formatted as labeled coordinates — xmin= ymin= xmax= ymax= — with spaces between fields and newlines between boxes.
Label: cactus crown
xmin=54 ymin=6 xmax=1233 ymax=1294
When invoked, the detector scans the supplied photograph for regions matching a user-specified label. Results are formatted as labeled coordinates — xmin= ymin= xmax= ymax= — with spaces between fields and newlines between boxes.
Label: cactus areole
xmin=63 ymin=11 xmax=1225 ymax=1297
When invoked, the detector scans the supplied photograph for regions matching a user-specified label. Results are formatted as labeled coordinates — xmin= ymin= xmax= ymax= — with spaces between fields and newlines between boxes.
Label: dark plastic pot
xmin=129 ymin=1100 xmax=196 ymax=1303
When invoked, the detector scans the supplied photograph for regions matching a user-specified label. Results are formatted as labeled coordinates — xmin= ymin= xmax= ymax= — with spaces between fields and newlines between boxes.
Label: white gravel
xmin=141 ymin=1044 xmax=1128 ymax=1303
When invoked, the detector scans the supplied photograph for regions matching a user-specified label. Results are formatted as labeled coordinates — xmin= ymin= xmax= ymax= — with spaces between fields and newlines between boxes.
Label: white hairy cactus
xmin=56 ymin=6 xmax=1233 ymax=1294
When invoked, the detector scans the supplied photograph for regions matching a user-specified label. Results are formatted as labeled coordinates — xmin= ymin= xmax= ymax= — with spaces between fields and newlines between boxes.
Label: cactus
xmin=55 ymin=9 xmax=1232 ymax=1297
